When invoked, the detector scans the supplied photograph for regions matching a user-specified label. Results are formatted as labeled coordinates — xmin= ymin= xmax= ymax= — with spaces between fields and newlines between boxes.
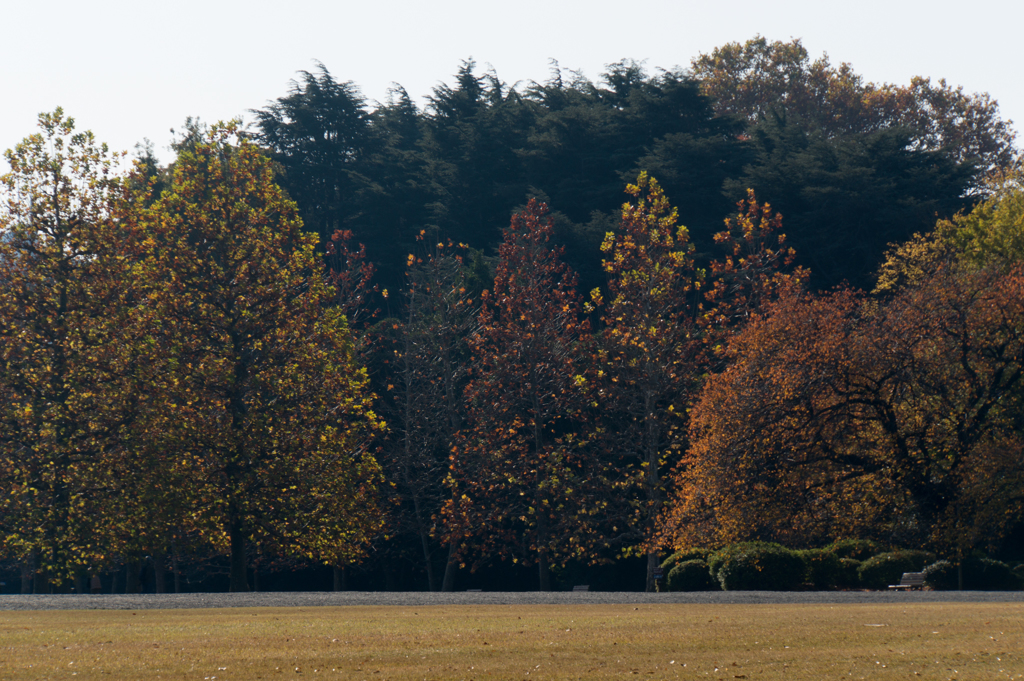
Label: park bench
xmin=888 ymin=572 xmax=925 ymax=590
xmin=572 ymin=585 xmax=590 ymax=592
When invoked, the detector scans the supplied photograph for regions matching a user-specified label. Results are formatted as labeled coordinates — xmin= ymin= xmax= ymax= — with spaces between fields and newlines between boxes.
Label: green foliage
xmin=1013 ymin=564 xmax=1024 ymax=584
xmin=725 ymin=116 xmax=973 ymax=290
xmin=661 ymin=548 xmax=712 ymax=570
xmin=665 ymin=559 xmax=718 ymax=592
xmin=710 ymin=542 xmax=805 ymax=591
xmin=712 ymin=540 xmax=806 ymax=589
xmin=924 ymin=558 xmax=1021 ymax=590
xmin=798 ymin=549 xmax=843 ymax=590
xmin=825 ymin=539 xmax=887 ymax=561
xmin=939 ymin=165 xmax=1024 ymax=269
xmin=857 ymin=551 xmax=935 ymax=590
xmin=837 ymin=558 xmax=863 ymax=589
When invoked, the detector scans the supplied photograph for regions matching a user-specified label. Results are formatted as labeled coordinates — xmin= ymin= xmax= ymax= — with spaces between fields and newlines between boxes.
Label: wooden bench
xmin=888 ymin=572 xmax=925 ymax=590
xmin=572 ymin=585 xmax=590 ymax=592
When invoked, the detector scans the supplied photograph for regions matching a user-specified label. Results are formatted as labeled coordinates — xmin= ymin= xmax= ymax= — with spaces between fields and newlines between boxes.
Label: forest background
xmin=2 ymin=36 xmax=1023 ymax=593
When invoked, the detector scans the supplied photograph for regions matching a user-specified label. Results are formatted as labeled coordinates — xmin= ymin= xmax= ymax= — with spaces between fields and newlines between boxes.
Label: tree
xmin=373 ymin=235 xmax=478 ymax=591
xmin=251 ymin=64 xmax=370 ymax=245
xmin=595 ymin=176 xmax=804 ymax=589
xmin=692 ymin=36 xmax=1017 ymax=174
xmin=0 ymin=110 xmax=142 ymax=586
xmin=659 ymin=262 xmax=1024 ymax=555
xmin=724 ymin=113 xmax=973 ymax=289
xmin=591 ymin=173 xmax=703 ymax=591
xmin=939 ymin=163 xmax=1024 ymax=268
xmin=131 ymin=122 xmax=384 ymax=592
xmin=443 ymin=200 xmax=601 ymax=590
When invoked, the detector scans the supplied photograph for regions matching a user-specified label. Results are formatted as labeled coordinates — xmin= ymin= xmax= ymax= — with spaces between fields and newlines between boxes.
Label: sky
xmin=2 ymin=0 xmax=1021 ymax=168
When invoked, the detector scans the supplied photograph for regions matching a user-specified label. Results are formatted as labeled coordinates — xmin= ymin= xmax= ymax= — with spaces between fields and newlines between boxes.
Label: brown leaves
xmin=661 ymin=261 xmax=1024 ymax=552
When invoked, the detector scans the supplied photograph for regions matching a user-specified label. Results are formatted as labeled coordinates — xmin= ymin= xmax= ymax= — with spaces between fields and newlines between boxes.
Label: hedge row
xmin=660 ymin=543 xmax=1021 ymax=591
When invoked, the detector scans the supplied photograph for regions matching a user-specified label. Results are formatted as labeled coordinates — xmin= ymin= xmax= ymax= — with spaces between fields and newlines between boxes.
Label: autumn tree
xmin=595 ymin=176 xmax=804 ymax=590
xmin=938 ymin=163 xmax=1024 ymax=268
xmin=443 ymin=200 xmax=601 ymax=591
xmin=372 ymin=235 xmax=478 ymax=591
xmin=591 ymin=173 xmax=703 ymax=591
xmin=692 ymin=36 xmax=1017 ymax=173
xmin=0 ymin=110 xmax=145 ymax=588
xmin=660 ymin=262 xmax=1024 ymax=556
xmin=131 ymin=122 xmax=384 ymax=592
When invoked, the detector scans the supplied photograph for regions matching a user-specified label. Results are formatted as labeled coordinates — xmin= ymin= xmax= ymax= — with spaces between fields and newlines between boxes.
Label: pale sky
xmin=2 ymin=0 xmax=1021 ymax=168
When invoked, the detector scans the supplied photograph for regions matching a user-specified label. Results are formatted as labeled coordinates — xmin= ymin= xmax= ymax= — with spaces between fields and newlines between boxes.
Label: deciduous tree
xmin=660 ymin=262 xmax=1024 ymax=555
xmin=592 ymin=173 xmax=702 ymax=591
xmin=133 ymin=122 xmax=384 ymax=592
xmin=373 ymin=235 xmax=478 ymax=591
xmin=0 ymin=110 xmax=142 ymax=586
xmin=443 ymin=200 xmax=601 ymax=590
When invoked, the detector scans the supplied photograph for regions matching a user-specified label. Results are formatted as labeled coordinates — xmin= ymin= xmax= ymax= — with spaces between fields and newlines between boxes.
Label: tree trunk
xmin=229 ymin=521 xmax=249 ymax=592
xmin=126 ymin=559 xmax=141 ymax=594
xmin=412 ymin=494 xmax=437 ymax=591
xmin=333 ymin=567 xmax=348 ymax=592
xmin=172 ymin=545 xmax=181 ymax=594
xmin=385 ymin=565 xmax=398 ymax=592
xmin=20 ymin=555 xmax=34 ymax=594
xmin=441 ymin=544 xmax=458 ymax=592
xmin=34 ymin=569 xmax=48 ymax=595
xmin=645 ymin=552 xmax=659 ymax=593
xmin=538 ymin=551 xmax=551 ymax=592
xmin=154 ymin=551 xmax=167 ymax=593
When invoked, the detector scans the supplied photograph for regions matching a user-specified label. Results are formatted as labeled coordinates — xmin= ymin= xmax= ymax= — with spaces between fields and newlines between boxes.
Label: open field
xmin=1 ymin=603 xmax=1022 ymax=680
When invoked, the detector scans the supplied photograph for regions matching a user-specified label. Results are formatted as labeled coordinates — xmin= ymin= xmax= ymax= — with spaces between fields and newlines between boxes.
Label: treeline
xmin=247 ymin=37 xmax=1013 ymax=294
xmin=2 ymin=37 xmax=1023 ymax=594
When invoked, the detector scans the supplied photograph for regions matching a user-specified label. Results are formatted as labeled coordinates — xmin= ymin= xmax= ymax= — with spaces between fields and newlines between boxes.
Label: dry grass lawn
xmin=1 ymin=603 xmax=1022 ymax=680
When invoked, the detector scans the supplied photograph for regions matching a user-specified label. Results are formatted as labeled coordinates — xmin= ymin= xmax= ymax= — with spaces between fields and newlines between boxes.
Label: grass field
xmin=1 ymin=603 xmax=1022 ymax=680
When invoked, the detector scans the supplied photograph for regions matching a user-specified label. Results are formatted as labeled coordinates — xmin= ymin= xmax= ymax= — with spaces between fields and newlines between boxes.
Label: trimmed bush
xmin=857 ymin=551 xmax=934 ymax=590
xmin=661 ymin=548 xmax=712 ymax=571
xmin=666 ymin=559 xmax=718 ymax=591
xmin=923 ymin=560 xmax=956 ymax=590
xmin=798 ymin=549 xmax=843 ymax=589
xmin=926 ymin=558 xmax=1022 ymax=590
xmin=708 ymin=542 xmax=781 ymax=581
xmin=715 ymin=543 xmax=806 ymax=591
xmin=978 ymin=559 xmax=1021 ymax=590
xmin=837 ymin=558 xmax=862 ymax=589
xmin=825 ymin=539 xmax=886 ymax=561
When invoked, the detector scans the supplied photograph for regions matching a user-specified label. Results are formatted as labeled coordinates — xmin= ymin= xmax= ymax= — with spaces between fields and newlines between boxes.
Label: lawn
xmin=1 ymin=603 xmax=1021 ymax=680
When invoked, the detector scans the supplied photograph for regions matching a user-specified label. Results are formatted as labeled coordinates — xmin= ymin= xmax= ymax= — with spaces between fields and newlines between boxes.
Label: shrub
xmin=976 ymin=559 xmax=1021 ymax=590
xmin=825 ymin=539 xmax=886 ymax=561
xmin=923 ymin=560 xmax=957 ymax=590
xmin=837 ymin=558 xmax=862 ymax=588
xmin=661 ymin=548 xmax=712 ymax=571
xmin=666 ymin=560 xmax=718 ymax=591
xmin=708 ymin=542 xmax=781 ymax=581
xmin=715 ymin=543 xmax=806 ymax=591
xmin=857 ymin=551 xmax=934 ymax=589
xmin=798 ymin=549 xmax=843 ymax=589
xmin=926 ymin=558 xmax=1022 ymax=590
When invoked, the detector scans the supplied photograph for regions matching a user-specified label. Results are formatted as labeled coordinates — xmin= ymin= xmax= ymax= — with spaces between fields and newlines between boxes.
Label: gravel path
xmin=3 ymin=590 xmax=1023 ymax=611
